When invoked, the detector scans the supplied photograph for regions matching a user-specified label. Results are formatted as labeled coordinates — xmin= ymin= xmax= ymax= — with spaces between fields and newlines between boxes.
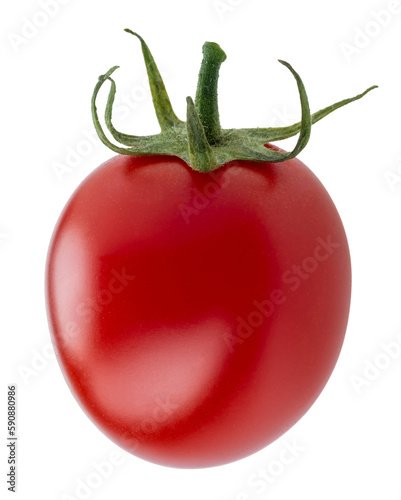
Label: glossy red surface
xmin=46 ymin=152 xmax=351 ymax=468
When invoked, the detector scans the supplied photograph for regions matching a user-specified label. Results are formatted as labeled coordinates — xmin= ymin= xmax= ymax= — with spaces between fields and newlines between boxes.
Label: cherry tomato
xmin=46 ymin=150 xmax=351 ymax=468
xmin=46 ymin=30 xmax=376 ymax=468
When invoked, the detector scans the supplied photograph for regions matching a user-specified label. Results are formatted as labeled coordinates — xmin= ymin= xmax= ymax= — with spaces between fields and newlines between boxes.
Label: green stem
xmin=195 ymin=42 xmax=227 ymax=146
xmin=186 ymin=97 xmax=217 ymax=172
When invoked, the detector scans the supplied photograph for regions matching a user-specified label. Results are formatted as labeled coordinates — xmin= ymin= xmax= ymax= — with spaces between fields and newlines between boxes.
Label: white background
xmin=1 ymin=0 xmax=401 ymax=498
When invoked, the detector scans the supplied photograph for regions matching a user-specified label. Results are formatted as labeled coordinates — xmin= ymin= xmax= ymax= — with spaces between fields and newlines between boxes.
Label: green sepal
xmin=241 ymin=84 xmax=378 ymax=143
xmin=124 ymin=29 xmax=183 ymax=132
xmin=91 ymin=30 xmax=378 ymax=172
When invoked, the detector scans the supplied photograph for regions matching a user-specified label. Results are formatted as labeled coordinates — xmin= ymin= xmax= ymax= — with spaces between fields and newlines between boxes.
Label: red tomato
xmin=46 ymin=148 xmax=351 ymax=468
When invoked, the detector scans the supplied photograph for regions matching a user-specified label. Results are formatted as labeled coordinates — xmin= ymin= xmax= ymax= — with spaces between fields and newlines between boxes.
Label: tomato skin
xmin=46 ymin=152 xmax=351 ymax=468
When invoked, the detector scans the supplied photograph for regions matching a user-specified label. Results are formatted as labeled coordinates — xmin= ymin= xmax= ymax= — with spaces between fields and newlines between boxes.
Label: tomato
xmin=46 ymin=31 xmax=375 ymax=468
xmin=46 ymin=149 xmax=351 ymax=468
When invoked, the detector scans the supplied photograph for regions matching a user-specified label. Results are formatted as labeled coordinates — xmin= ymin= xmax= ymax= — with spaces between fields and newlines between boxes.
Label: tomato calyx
xmin=91 ymin=30 xmax=377 ymax=173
